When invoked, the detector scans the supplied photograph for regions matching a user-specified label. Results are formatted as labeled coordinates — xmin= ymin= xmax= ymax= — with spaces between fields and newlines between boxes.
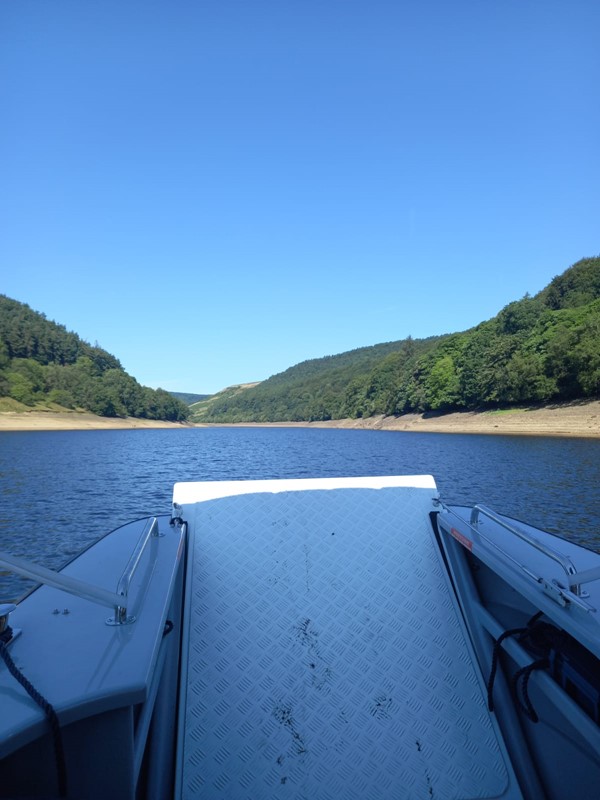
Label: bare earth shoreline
xmin=1 ymin=400 xmax=599 ymax=438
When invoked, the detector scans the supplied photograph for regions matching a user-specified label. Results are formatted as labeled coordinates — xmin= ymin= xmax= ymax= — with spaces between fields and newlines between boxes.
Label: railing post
xmin=106 ymin=517 xmax=160 ymax=625
xmin=470 ymin=504 xmax=580 ymax=592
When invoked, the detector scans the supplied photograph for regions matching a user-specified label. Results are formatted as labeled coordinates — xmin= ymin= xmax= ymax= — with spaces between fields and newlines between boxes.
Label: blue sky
xmin=1 ymin=1 xmax=598 ymax=395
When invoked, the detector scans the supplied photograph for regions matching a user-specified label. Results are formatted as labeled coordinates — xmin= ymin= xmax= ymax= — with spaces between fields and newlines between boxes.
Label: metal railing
xmin=435 ymin=500 xmax=598 ymax=608
xmin=107 ymin=517 xmax=161 ymax=625
xmin=470 ymin=504 xmax=579 ymax=592
xmin=0 ymin=516 xmax=161 ymax=625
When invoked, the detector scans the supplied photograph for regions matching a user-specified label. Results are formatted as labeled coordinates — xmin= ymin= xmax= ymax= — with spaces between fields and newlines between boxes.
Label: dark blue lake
xmin=1 ymin=427 xmax=599 ymax=599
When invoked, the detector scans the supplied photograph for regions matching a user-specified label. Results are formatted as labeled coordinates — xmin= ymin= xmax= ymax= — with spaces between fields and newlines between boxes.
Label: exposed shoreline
xmin=260 ymin=400 xmax=600 ymax=438
xmin=1 ymin=400 xmax=599 ymax=437
xmin=0 ymin=410 xmax=195 ymax=431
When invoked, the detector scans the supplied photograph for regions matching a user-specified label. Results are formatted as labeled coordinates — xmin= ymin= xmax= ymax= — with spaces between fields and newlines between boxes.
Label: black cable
xmin=0 ymin=630 xmax=68 ymax=798
xmin=487 ymin=625 xmax=528 ymax=712
xmin=487 ymin=611 xmax=544 ymax=713
xmin=512 ymin=657 xmax=550 ymax=723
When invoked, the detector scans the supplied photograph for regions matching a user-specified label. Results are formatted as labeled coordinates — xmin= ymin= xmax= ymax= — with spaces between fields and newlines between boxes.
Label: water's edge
xmin=1 ymin=399 xmax=600 ymax=438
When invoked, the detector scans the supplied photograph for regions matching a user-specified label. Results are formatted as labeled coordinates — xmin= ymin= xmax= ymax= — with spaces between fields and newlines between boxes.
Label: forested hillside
xmin=193 ymin=256 xmax=600 ymax=423
xmin=169 ymin=391 xmax=211 ymax=405
xmin=0 ymin=296 xmax=189 ymax=421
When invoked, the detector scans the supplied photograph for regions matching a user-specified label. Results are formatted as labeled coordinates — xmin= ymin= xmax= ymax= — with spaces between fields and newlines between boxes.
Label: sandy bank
xmin=1 ymin=401 xmax=599 ymax=437
xmin=210 ymin=400 xmax=600 ymax=439
xmin=0 ymin=411 xmax=194 ymax=431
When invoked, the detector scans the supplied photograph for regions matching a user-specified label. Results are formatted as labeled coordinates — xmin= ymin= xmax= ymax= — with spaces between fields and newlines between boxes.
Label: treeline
xmin=191 ymin=337 xmax=441 ymax=422
xmin=0 ymin=295 xmax=189 ymax=421
xmin=193 ymin=256 xmax=600 ymax=423
xmin=169 ymin=391 xmax=211 ymax=405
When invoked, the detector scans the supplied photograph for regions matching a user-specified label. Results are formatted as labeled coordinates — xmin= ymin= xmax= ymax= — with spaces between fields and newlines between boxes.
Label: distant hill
xmin=189 ymin=342 xmax=444 ymax=423
xmin=190 ymin=383 xmax=261 ymax=421
xmin=0 ymin=295 xmax=189 ymax=421
xmin=192 ymin=256 xmax=600 ymax=423
xmin=169 ymin=391 xmax=212 ymax=405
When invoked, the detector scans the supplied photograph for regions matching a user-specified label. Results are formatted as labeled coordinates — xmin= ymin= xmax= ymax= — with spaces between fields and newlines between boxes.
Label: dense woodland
xmin=2 ymin=256 xmax=598 ymax=425
xmin=192 ymin=256 xmax=600 ymax=423
xmin=0 ymin=296 xmax=189 ymax=421
xmin=170 ymin=391 xmax=210 ymax=405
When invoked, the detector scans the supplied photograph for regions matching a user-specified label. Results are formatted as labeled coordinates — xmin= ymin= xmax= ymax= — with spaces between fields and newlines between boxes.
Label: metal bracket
xmin=0 ymin=603 xmax=16 ymax=634
xmin=540 ymin=578 xmax=569 ymax=607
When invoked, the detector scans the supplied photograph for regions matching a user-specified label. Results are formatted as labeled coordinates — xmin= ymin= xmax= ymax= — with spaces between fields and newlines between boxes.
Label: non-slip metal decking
xmin=176 ymin=480 xmax=520 ymax=799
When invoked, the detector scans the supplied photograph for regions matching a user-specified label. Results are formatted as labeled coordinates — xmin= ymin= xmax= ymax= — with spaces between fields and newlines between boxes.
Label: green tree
xmin=498 ymin=353 xmax=555 ymax=404
xmin=7 ymin=358 xmax=47 ymax=405
xmin=424 ymin=355 xmax=461 ymax=410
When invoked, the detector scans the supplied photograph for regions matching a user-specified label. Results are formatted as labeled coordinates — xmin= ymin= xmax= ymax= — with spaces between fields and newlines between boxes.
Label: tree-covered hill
xmin=193 ymin=256 xmax=600 ymax=423
xmin=190 ymin=340 xmax=442 ymax=423
xmin=169 ymin=391 xmax=211 ymax=405
xmin=0 ymin=295 xmax=189 ymax=421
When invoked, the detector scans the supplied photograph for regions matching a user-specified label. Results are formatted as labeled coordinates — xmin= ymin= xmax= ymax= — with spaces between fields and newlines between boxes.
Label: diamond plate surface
xmin=178 ymin=487 xmax=513 ymax=799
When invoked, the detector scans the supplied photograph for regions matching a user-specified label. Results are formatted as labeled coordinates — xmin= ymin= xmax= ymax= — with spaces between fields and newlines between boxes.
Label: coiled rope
xmin=0 ymin=626 xmax=67 ymax=798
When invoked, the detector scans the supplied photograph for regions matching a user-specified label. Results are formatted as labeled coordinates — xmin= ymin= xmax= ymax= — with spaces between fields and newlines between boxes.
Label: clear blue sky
xmin=1 ymin=1 xmax=598 ymax=394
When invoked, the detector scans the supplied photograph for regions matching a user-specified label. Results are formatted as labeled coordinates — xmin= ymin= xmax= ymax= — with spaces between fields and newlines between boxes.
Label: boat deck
xmin=175 ymin=478 xmax=521 ymax=799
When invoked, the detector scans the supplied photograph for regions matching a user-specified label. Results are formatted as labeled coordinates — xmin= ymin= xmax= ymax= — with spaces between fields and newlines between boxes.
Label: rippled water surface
xmin=1 ymin=427 xmax=599 ymax=598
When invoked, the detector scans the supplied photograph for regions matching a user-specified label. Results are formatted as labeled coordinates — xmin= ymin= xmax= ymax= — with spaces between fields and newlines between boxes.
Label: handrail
xmin=470 ymin=504 xmax=579 ymax=592
xmin=0 ymin=550 xmax=121 ymax=611
xmin=0 ymin=516 xmax=161 ymax=625
xmin=434 ymin=500 xmax=592 ymax=602
xmin=108 ymin=517 xmax=160 ymax=625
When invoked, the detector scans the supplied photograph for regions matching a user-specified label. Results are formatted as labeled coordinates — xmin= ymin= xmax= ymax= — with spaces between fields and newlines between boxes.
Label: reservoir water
xmin=1 ymin=426 xmax=599 ymax=600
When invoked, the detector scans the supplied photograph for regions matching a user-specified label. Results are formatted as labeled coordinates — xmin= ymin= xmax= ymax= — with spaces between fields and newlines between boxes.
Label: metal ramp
xmin=175 ymin=481 xmax=521 ymax=799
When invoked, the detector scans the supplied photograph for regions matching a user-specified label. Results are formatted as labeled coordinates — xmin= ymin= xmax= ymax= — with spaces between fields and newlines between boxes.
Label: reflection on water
xmin=1 ymin=427 xmax=599 ymax=599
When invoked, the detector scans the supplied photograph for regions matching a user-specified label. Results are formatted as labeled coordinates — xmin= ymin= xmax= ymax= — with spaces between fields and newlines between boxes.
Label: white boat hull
xmin=1 ymin=475 xmax=599 ymax=799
